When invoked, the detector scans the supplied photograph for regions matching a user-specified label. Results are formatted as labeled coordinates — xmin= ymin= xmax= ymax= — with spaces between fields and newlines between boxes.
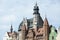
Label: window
xmin=52 ymin=36 xmax=54 ymax=40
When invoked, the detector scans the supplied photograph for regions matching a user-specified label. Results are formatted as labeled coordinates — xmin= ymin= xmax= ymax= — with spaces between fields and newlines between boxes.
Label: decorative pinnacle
xmin=10 ymin=24 xmax=13 ymax=33
xmin=36 ymin=1 xmax=37 ymax=6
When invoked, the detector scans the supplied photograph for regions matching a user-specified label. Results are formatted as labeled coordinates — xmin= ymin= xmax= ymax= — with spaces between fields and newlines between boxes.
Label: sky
xmin=0 ymin=0 xmax=60 ymax=40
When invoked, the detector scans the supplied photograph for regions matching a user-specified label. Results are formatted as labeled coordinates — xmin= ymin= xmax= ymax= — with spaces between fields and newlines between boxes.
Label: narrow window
xmin=52 ymin=36 xmax=54 ymax=40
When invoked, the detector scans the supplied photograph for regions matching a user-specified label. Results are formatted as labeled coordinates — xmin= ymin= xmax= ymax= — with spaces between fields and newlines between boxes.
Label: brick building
xmin=18 ymin=3 xmax=49 ymax=40
xmin=3 ymin=3 xmax=57 ymax=40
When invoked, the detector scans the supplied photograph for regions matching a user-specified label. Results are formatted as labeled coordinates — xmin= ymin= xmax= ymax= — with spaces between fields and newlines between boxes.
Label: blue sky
xmin=0 ymin=0 xmax=60 ymax=40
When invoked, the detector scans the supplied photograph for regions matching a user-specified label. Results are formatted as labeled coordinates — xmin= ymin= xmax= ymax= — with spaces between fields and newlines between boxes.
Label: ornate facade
xmin=3 ymin=3 xmax=58 ymax=40
xmin=18 ymin=3 xmax=50 ymax=40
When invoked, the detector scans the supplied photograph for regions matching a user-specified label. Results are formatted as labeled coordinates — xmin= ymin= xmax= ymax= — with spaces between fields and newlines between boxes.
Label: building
xmin=18 ymin=3 xmax=50 ymax=40
xmin=3 ymin=3 xmax=58 ymax=40
xmin=49 ymin=25 xmax=57 ymax=40
xmin=3 ymin=25 xmax=17 ymax=40
xmin=56 ymin=26 xmax=60 ymax=40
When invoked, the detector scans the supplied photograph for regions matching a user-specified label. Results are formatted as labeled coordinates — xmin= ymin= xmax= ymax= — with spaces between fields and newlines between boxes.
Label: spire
xmin=33 ymin=2 xmax=39 ymax=14
xmin=21 ymin=24 xmax=26 ymax=31
xmin=43 ymin=16 xmax=49 ymax=26
xmin=34 ymin=2 xmax=39 ymax=10
xmin=35 ymin=2 xmax=37 ymax=7
xmin=10 ymin=24 xmax=13 ymax=33
xmin=58 ymin=26 xmax=60 ymax=31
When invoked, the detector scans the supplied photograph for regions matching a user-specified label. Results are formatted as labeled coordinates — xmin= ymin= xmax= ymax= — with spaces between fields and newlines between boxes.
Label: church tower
xmin=33 ymin=2 xmax=43 ymax=30
xmin=43 ymin=17 xmax=49 ymax=40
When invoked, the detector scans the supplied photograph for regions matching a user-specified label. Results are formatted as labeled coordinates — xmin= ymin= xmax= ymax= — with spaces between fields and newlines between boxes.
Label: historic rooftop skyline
xmin=0 ymin=0 xmax=60 ymax=40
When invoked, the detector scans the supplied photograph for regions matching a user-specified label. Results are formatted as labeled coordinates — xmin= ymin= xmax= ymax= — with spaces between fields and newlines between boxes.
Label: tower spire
xmin=33 ymin=2 xmax=43 ymax=29
xmin=10 ymin=24 xmax=13 ymax=33
xmin=43 ymin=16 xmax=49 ymax=26
xmin=36 ymin=1 xmax=37 ymax=6
xmin=33 ymin=2 xmax=39 ymax=14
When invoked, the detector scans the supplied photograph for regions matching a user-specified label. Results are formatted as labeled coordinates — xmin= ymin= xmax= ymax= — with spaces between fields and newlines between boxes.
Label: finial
xmin=10 ymin=24 xmax=13 ymax=33
xmin=36 ymin=1 xmax=37 ymax=6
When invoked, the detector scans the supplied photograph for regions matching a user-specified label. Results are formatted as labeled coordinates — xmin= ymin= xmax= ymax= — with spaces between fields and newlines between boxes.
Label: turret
xmin=33 ymin=2 xmax=43 ymax=30
xmin=43 ymin=17 xmax=49 ymax=40
xmin=43 ymin=17 xmax=49 ymax=26
xmin=18 ymin=23 xmax=26 ymax=40
xmin=23 ymin=17 xmax=28 ymax=30
xmin=33 ymin=2 xmax=39 ymax=14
